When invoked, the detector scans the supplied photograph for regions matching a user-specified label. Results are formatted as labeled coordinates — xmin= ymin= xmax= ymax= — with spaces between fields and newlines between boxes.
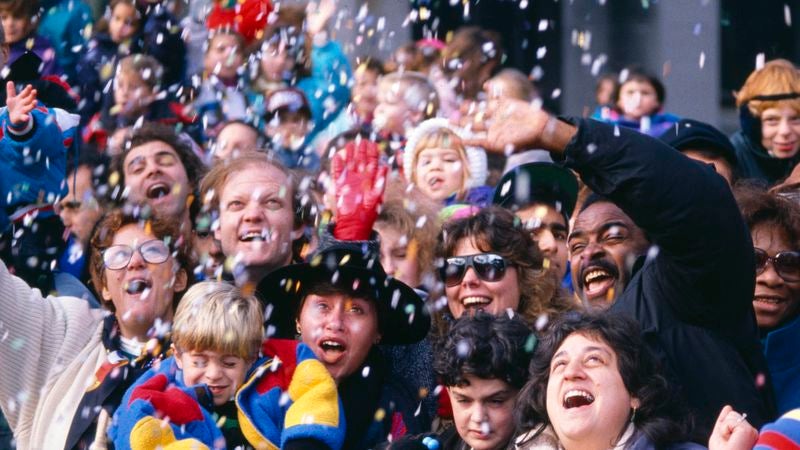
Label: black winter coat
xmin=563 ymin=118 xmax=776 ymax=440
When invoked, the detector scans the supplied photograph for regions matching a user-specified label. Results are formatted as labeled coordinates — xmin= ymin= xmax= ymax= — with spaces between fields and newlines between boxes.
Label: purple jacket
xmin=8 ymin=34 xmax=61 ymax=78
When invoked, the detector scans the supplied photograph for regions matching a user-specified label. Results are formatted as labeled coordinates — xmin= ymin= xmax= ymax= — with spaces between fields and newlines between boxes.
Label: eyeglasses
xmin=103 ymin=239 xmax=171 ymax=270
xmin=440 ymin=253 xmax=508 ymax=287
xmin=755 ymin=248 xmax=800 ymax=282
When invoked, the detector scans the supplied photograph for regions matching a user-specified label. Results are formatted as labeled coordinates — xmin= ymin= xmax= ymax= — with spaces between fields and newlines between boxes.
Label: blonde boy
xmin=171 ymin=281 xmax=263 ymax=407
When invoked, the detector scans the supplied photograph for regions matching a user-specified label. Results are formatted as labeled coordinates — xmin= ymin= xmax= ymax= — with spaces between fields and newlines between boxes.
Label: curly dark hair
xmin=89 ymin=209 xmax=194 ymax=313
xmin=516 ymin=311 xmax=693 ymax=447
xmin=735 ymin=183 xmax=800 ymax=248
xmin=111 ymin=122 xmax=207 ymax=201
xmin=434 ymin=206 xmax=571 ymax=334
xmin=434 ymin=313 xmax=536 ymax=390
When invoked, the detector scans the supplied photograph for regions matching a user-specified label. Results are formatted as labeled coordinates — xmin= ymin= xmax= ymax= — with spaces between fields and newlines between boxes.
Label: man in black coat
xmin=469 ymin=99 xmax=776 ymax=441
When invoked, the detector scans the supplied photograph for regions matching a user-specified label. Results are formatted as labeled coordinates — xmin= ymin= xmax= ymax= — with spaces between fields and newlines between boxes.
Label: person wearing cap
xmin=660 ymin=118 xmax=738 ymax=186
xmin=493 ymin=162 xmax=578 ymax=285
xmin=404 ymin=118 xmax=491 ymax=207
xmin=470 ymin=97 xmax=774 ymax=441
xmin=264 ymin=87 xmax=319 ymax=171
xmin=257 ymin=138 xmax=432 ymax=449
xmin=732 ymin=59 xmax=800 ymax=186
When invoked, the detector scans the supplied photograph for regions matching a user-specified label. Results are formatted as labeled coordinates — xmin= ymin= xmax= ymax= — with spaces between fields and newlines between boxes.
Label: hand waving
xmin=331 ymin=138 xmax=388 ymax=241
xmin=6 ymin=82 xmax=37 ymax=127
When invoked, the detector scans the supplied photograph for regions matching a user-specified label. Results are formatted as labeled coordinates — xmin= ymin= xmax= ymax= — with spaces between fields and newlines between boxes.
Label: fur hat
xmin=404 ymin=118 xmax=488 ymax=189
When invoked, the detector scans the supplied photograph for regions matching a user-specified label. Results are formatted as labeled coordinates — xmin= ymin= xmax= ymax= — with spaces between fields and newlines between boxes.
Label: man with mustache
xmin=469 ymin=99 xmax=775 ymax=442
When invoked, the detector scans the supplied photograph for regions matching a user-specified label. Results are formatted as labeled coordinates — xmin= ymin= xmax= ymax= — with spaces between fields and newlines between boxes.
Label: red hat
xmin=207 ymin=0 xmax=273 ymax=45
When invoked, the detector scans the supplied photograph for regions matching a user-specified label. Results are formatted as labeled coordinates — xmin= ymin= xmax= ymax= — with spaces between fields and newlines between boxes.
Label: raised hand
xmin=6 ymin=82 xmax=37 ymax=126
xmin=331 ymin=137 xmax=388 ymax=241
xmin=306 ymin=0 xmax=336 ymax=36
xmin=462 ymin=98 xmax=574 ymax=156
xmin=708 ymin=405 xmax=759 ymax=450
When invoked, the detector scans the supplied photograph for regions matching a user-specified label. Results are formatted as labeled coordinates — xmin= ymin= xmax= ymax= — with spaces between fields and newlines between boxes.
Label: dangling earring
xmin=630 ymin=406 xmax=637 ymax=424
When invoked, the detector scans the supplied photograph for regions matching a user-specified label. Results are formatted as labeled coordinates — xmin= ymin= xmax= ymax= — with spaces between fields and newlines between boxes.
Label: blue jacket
xmin=110 ymin=341 xmax=346 ymax=450
xmin=763 ymin=316 xmax=800 ymax=415
xmin=38 ymin=0 xmax=94 ymax=83
xmin=297 ymin=39 xmax=352 ymax=141
xmin=0 ymin=103 xmax=77 ymax=231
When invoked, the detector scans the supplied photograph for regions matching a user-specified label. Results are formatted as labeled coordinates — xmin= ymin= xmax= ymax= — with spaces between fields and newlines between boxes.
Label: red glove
xmin=128 ymin=374 xmax=204 ymax=425
xmin=331 ymin=138 xmax=388 ymax=241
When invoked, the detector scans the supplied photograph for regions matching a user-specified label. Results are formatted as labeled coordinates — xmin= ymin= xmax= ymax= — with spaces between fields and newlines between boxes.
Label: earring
xmin=630 ymin=406 xmax=637 ymax=423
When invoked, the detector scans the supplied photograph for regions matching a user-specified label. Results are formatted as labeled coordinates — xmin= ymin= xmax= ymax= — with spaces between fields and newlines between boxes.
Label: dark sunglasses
xmin=440 ymin=253 xmax=508 ymax=287
xmin=755 ymin=247 xmax=800 ymax=282
xmin=103 ymin=239 xmax=171 ymax=270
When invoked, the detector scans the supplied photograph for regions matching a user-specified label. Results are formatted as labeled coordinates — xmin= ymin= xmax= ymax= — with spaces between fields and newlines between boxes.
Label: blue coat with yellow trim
xmin=109 ymin=340 xmax=346 ymax=450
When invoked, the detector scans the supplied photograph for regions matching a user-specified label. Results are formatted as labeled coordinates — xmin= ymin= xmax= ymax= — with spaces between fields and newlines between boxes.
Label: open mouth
xmin=125 ymin=278 xmax=152 ymax=294
xmin=581 ymin=265 xmax=619 ymax=300
xmin=146 ymin=183 xmax=170 ymax=200
xmin=320 ymin=339 xmax=346 ymax=353
xmin=239 ymin=229 xmax=271 ymax=242
xmin=753 ymin=295 xmax=786 ymax=307
xmin=427 ymin=176 xmax=444 ymax=189
xmin=208 ymin=385 xmax=228 ymax=395
xmin=563 ymin=389 xmax=595 ymax=409
xmin=461 ymin=296 xmax=492 ymax=311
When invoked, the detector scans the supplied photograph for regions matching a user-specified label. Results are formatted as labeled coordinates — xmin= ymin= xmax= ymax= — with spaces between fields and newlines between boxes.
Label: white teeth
xmin=239 ymin=230 xmax=270 ymax=242
xmin=584 ymin=269 xmax=612 ymax=284
xmin=563 ymin=389 xmax=594 ymax=404
xmin=321 ymin=340 xmax=344 ymax=350
xmin=754 ymin=296 xmax=784 ymax=304
xmin=462 ymin=296 xmax=491 ymax=306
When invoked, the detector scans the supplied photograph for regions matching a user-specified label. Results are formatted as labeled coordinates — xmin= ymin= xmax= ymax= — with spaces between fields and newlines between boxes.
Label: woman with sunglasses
xmin=736 ymin=185 xmax=800 ymax=415
xmin=435 ymin=206 xmax=572 ymax=334
xmin=0 ymin=209 xmax=191 ymax=449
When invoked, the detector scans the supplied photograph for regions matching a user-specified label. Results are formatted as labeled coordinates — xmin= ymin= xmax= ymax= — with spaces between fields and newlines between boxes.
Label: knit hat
xmin=492 ymin=162 xmax=579 ymax=220
xmin=658 ymin=119 xmax=738 ymax=170
xmin=755 ymin=408 xmax=800 ymax=449
xmin=404 ymin=118 xmax=488 ymax=189
xmin=206 ymin=0 xmax=273 ymax=46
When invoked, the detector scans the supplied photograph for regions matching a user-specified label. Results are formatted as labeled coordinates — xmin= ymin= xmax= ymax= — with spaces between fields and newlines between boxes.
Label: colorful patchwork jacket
xmin=109 ymin=340 xmax=345 ymax=450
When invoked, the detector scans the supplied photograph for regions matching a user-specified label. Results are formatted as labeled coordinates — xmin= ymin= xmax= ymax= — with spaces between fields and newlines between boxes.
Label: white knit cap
xmin=403 ymin=118 xmax=488 ymax=189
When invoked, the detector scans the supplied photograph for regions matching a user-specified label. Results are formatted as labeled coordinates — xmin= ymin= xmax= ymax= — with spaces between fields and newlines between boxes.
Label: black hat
xmin=659 ymin=119 xmax=737 ymax=169
xmin=492 ymin=162 xmax=579 ymax=219
xmin=256 ymin=240 xmax=429 ymax=345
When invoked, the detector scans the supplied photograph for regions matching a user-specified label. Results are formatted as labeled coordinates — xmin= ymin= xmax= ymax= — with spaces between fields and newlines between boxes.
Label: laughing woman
xmin=515 ymin=312 xmax=704 ymax=450
xmin=0 ymin=210 xmax=190 ymax=449
xmin=435 ymin=206 xmax=572 ymax=335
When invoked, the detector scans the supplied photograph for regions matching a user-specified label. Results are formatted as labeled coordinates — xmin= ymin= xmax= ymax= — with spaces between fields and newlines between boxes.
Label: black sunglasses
xmin=440 ymin=253 xmax=508 ymax=287
xmin=755 ymin=248 xmax=800 ymax=282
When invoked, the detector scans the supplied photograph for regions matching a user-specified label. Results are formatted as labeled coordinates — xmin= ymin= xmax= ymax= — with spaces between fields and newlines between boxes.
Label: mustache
xmin=577 ymin=258 xmax=620 ymax=290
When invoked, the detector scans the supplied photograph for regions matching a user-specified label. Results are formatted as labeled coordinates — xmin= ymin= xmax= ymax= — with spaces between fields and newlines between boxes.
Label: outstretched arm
xmin=469 ymin=99 xmax=754 ymax=325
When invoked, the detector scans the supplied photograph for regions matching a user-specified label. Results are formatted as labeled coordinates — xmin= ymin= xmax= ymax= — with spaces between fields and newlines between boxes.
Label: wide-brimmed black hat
xmin=257 ymin=240 xmax=430 ymax=345
xmin=492 ymin=162 xmax=579 ymax=220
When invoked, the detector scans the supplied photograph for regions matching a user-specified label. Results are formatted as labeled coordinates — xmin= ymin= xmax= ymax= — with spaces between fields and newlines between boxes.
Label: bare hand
xmin=461 ymin=98 xmax=556 ymax=155
xmin=6 ymin=82 xmax=37 ymax=126
xmin=708 ymin=405 xmax=759 ymax=450
xmin=306 ymin=0 xmax=335 ymax=36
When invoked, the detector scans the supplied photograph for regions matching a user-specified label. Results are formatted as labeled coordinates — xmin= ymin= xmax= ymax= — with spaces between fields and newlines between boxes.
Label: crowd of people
xmin=0 ymin=0 xmax=799 ymax=449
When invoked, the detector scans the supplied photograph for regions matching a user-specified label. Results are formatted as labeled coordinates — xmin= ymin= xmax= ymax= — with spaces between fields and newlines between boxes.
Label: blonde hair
xmin=378 ymin=71 xmax=439 ymax=119
xmin=172 ymin=281 xmax=264 ymax=359
xmin=736 ymin=59 xmax=800 ymax=117
xmin=116 ymin=54 xmax=163 ymax=91
xmin=411 ymin=127 xmax=471 ymax=200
